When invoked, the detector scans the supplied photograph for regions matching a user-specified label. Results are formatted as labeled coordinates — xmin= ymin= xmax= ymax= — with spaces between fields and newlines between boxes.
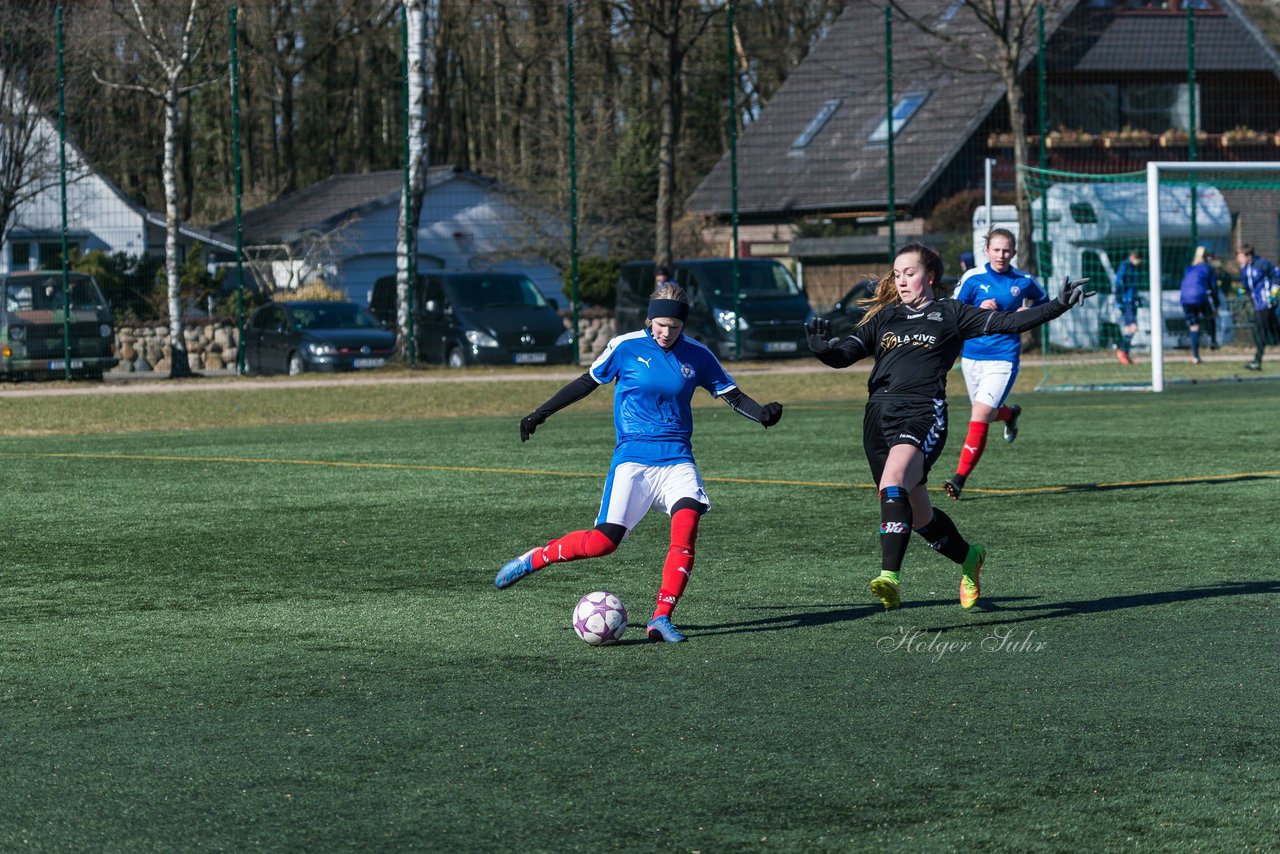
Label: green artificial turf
xmin=0 ymin=378 xmax=1276 ymax=851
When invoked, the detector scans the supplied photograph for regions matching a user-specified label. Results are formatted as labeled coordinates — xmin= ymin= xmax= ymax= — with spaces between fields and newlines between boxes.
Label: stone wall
xmin=110 ymin=314 xmax=619 ymax=374
xmin=573 ymin=312 xmax=617 ymax=363
xmin=112 ymin=322 xmax=240 ymax=374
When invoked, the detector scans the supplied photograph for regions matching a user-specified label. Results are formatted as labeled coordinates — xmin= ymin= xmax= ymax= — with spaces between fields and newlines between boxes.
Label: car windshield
xmin=701 ymin=262 xmax=802 ymax=298
xmin=444 ymin=275 xmax=547 ymax=310
xmin=287 ymin=303 xmax=381 ymax=330
xmin=4 ymin=276 xmax=106 ymax=313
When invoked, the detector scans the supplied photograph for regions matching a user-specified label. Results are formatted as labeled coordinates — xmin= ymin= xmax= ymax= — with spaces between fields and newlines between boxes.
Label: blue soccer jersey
xmin=955 ymin=263 xmax=1048 ymax=362
xmin=589 ymin=329 xmax=738 ymax=466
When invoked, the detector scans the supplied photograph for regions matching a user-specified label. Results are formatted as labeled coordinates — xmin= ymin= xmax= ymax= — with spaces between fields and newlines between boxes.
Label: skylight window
xmin=792 ymin=98 xmax=842 ymax=149
xmin=868 ymin=91 xmax=929 ymax=144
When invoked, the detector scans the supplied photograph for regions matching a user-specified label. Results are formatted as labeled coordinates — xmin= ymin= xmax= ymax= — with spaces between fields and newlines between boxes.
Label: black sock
xmin=879 ymin=486 xmax=913 ymax=572
xmin=914 ymin=507 xmax=971 ymax=565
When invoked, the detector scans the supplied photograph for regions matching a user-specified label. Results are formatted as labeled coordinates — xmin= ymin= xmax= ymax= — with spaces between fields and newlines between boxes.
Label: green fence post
xmin=1187 ymin=1 xmax=1198 ymax=250
xmin=56 ymin=6 xmax=71 ymax=381
xmin=885 ymin=6 xmax=895 ymax=255
xmin=729 ymin=1 xmax=740 ymax=358
xmin=565 ymin=1 xmax=580 ymax=364
xmin=230 ymin=5 xmax=246 ymax=374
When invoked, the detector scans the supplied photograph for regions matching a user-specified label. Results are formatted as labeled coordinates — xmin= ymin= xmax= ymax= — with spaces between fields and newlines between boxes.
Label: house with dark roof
xmin=686 ymin=0 xmax=1280 ymax=307
xmin=213 ymin=165 xmax=568 ymax=305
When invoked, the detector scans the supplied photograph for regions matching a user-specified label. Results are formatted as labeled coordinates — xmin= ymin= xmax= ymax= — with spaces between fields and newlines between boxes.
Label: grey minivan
xmin=616 ymin=259 xmax=814 ymax=360
xmin=370 ymin=271 xmax=575 ymax=367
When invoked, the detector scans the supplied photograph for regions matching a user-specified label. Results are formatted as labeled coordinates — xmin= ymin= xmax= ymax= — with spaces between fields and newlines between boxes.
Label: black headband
xmin=647 ymin=299 xmax=689 ymax=321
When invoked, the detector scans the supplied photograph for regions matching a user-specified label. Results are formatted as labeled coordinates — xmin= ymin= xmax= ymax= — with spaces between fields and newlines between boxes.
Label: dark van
xmin=370 ymin=271 xmax=574 ymax=367
xmin=616 ymin=259 xmax=813 ymax=359
xmin=1 ymin=271 xmax=118 ymax=379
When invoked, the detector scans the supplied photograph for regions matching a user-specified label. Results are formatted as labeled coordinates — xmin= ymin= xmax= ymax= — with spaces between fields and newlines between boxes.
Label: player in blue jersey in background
xmin=1179 ymin=246 xmax=1218 ymax=365
xmin=1113 ymin=248 xmax=1143 ymax=365
xmin=495 ymin=281 xmax=784 ymax=643
xmin=942 ymin=228 xmax=1047 ymax=500
xmin=1236 ymin=243 xmax=1277 ymax=371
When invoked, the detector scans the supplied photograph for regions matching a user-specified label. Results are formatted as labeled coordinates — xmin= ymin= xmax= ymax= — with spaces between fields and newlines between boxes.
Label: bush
xmin=570 ymin=256 xmax=621 ymax=307
xmin=276 ymin=282 xmax=349 ymax=302
xmin=68 ymin=249 xmax=165 ymax=323
xmin=927 ymin=188 xmax=1012 ymax=234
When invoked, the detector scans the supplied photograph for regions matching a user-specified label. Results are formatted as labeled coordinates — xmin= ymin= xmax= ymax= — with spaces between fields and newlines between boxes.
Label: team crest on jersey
xmin=680 ymin=362 xmax=695 ymax=378
xmin=927 ymin=311 xmax=943 ymax=322
xmin=1010 ymin=285 xmax=1021 ymax=297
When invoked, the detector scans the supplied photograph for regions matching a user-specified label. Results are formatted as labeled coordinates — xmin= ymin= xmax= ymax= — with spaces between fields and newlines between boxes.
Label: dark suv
xmin=370 ymin=271 xmax=574 ymax=367
xmin=616 ymin=259 xmax=814 ymax=360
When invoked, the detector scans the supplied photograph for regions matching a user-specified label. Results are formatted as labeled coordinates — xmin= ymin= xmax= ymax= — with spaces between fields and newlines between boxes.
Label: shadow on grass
xmin=924 ymin=579 xmax=1279 ymax=632
xmin=686 ymin=595 xmax=1041 ymax=637
xmin=685 ymin=580 xmax=1276 ymax=637
xmin=964 ymin=472 xmax=1280 ymax=498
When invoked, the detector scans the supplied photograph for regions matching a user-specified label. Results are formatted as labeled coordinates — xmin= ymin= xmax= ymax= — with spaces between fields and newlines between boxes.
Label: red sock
xmin=995 ymin=405 xmax=1016 ymax=423
xmin=652 ymin=508 xmax=700 ymax=620
xmin=532 ymin=528 xmax=617 ymax=570
xmin=955 ymin=421 xmax=990 ymax=478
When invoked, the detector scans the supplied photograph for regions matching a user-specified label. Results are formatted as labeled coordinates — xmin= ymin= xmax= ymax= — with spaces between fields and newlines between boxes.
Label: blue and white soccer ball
xmin=572 ymin=591 xmax=628 ymax=646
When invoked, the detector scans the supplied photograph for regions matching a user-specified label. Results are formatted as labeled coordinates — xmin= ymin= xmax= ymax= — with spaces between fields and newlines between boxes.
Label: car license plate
xmin=763 ymin=341 xmax=797 ymax=353
xmin=514 ymin=352 xmax=547 ymax=364
xmin=352 ymin=358 xmax=385 ymax=369
xmin=47 ymin=359 xmax=86 ymax=369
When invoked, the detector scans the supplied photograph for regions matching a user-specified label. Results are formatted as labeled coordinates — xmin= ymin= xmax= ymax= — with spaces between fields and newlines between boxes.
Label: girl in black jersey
xmin=805 ymin=243 xmax=1092 ymax=610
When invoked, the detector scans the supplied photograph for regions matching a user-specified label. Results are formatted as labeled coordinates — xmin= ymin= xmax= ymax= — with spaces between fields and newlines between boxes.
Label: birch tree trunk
xmin=396 ymin=0 xmax=428 ymax=361
xmin=163 ymin=82 xmax=193 ymax=377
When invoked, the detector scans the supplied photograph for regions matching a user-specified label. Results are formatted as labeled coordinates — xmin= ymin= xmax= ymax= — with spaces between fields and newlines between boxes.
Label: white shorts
xmin=961 ymin=357 xmax=1018 ymax=410
xmin=595 ymin=461 xmax=710 ymax=532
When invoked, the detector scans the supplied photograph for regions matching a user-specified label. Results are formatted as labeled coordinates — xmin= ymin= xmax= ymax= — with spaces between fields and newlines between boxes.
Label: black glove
xmin=760 ymin=402 xmax=783 ymax=428
xmin=1059 ymin=276 xmax=1096 ymax=307
xmin=805 ymin=317 xmax=833 ymax=354
xmin=519 ymin=411 xmax=546 ymax=442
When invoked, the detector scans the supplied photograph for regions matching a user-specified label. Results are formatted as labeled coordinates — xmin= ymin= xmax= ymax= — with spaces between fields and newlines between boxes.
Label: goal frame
xmin=1146 ymin=161 xmax=1280 ymax=391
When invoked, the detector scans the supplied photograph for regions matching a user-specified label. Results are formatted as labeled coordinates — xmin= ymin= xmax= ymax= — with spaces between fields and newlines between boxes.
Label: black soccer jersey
xmin=814 ymin=297 xmax=1068 ymax=401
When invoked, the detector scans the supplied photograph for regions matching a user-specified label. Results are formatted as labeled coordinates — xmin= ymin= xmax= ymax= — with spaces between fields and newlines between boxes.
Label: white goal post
xmin=1146 ymin=161 xmax=1280 ymax=392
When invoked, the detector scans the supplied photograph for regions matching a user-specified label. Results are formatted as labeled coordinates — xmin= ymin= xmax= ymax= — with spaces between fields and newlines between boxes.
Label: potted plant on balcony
xmin=1046 ymin=127 xmax=1095 ymax=149
xmin=1220 ymin=125 xmax=1270 ymax=148
xmin=1101 ymin=126 xmax=1153 ymax=149
xmin=1158 ymin=128 xmax=1210 ymax=148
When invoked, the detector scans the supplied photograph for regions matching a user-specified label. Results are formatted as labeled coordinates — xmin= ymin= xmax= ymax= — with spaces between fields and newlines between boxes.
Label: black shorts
xmin=863 ymin=397 xmax=948 ymax=485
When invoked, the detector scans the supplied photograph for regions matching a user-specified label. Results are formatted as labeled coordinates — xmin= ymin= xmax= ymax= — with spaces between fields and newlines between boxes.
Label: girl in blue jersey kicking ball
xmin=495 ymin=281 xmax=783 ymax=643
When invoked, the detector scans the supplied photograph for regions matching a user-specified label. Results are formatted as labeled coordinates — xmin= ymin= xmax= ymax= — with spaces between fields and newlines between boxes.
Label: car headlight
xmin=554 ymin=328 xmax=575 ymax=347
xmin=465 ymin=329 xmax=500 ymax=348
xmin=715 ymin=309 xmax=749 ymax=333
xmin=305 ymin=342 xmax=336 ymax=356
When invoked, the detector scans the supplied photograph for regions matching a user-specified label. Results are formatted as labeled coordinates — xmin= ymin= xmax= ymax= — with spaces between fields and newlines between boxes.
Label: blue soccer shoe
xmin=495 ymin=549 xmax=537 ymax=590
xmin=646 ymin=615 xmax=687 ymax=643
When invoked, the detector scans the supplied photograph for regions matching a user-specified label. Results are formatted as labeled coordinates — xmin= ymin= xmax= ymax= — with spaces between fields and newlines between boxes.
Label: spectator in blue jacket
xmin=1113 ymin=248 xmax=1143 ymax=365
xmin=1178 ymin=247 xmax=1217 ymax=365
xmin=1236 ymin=244 xmax=1278 ymax=371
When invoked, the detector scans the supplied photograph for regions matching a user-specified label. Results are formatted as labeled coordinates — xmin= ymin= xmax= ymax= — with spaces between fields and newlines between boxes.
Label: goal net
xmin=1005 ymin=162 xmax=1280 ymax=391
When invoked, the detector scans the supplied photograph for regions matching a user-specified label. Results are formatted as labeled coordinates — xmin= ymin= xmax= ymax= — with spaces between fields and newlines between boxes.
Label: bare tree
xmin=884 ymin=0 xmax=1073 ymax=274
xmin=0 ymin=1 xmax=64 ymax=253
xmin=94 ymin=0 xmax=218 ymax=378
xmin=618 ymin=1 xmax=720 ymax=268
